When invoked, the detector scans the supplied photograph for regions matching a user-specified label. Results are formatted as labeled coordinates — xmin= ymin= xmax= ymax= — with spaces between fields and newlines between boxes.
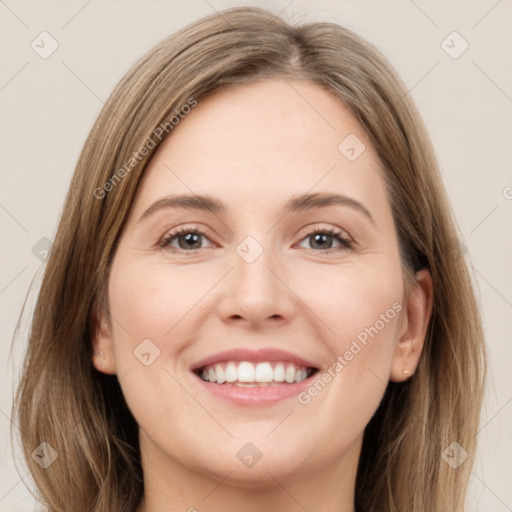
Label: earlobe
xmin=91 ymin=305 xmax=117 ymax=375
xmin=390 ymin=269 xmax=433 ymax=383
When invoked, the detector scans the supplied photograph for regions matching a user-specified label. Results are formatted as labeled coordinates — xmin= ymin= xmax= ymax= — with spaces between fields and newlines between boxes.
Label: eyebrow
xmin=139 ymin=192 xmax=374 ymax=224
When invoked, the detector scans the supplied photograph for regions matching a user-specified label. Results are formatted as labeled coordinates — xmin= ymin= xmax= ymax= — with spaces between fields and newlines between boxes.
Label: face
xmin=93 ymin=79 xmax=431 ymax=488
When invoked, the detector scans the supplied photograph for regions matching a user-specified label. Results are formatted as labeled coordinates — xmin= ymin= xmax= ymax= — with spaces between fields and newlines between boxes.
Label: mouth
xmin=194 ymin=361 xmax=318 ymax=386
xmin=190 ymin=348 xmax=320 ymax=406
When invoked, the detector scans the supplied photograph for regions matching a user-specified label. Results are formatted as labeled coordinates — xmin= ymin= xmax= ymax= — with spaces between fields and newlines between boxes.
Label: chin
xmin=185 ymin=435 xmax=319 ymax=486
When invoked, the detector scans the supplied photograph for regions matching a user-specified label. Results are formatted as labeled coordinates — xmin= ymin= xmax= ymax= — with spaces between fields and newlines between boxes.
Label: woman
xmin=14 ymin=6 xmax=486 ymax=511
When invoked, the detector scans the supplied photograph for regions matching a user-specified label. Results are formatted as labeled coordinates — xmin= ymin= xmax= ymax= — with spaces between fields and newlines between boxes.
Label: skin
xmin=92 ymin=79 xmax=433 ymax=512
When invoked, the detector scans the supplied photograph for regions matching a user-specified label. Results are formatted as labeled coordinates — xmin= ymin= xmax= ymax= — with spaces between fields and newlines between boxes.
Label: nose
xmin=216 ymin=239 xmax=297 ymax=329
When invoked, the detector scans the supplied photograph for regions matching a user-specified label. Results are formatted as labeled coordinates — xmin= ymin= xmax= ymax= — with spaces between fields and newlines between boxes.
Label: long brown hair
xmin=14 ymin=6 xmax=486 ymax=511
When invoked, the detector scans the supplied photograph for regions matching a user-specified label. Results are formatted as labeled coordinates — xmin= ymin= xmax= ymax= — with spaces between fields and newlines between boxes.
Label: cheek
xmin=293 ymin=260 xmax=403 ymax=420
xmin=299 ymin=260 xmax=403 ymax=357
xmin=108 ymin=248 xmax=404 ymax=377
xmin=299 ymin=261 xmax=404 ymax=408
xmin=105 ymin=259 xmax=206 ymax=433
xmin=107 ymin=258 xmax=211 ymax=352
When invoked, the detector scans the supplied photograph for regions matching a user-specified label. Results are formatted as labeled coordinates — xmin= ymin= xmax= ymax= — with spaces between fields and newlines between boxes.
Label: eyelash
xmin=159 ymin=224 xmax=353 ymax=254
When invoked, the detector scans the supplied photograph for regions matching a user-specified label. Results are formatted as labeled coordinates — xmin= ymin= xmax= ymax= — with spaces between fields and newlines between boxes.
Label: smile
xmin=191 ymin=348 xmax=320 ymax=405
xmin=197 ymin=361 xmax=316 ymax=386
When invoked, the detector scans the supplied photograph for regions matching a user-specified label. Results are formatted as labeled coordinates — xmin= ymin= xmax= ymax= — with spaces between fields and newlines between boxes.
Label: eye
xmin=159 ymin=227 xmax=214 ymax=251
xmin=159 ymin=225 xmax=353 ymax=254
xmin=297 ymin=226 xmax=353 ymax=253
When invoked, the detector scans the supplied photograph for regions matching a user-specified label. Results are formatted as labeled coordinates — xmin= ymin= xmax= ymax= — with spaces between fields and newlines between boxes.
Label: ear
xmin=90 ymin=303 xmax=117 ymax=375
xmin=390 ymin=269 xmax=433 ymax=382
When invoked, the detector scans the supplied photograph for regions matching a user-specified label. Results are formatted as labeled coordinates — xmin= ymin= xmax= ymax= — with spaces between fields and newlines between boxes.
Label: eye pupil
xmin=311 ymin=233 xmax=332 ymax=249
xmin=179 ymin=233 xmax=202 ymax=249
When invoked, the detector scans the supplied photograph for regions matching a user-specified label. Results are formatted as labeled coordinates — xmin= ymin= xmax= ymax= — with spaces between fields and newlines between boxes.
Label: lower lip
xmin=192 ymin=373 xmax=316 ymax=406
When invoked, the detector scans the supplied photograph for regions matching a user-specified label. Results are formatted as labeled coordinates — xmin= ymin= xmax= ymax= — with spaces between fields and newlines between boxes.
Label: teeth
xmin=295 ymin=368 xmax=307 ymax=383
xmin=215 ymin=364 xmax=225 ymax=384
xmin=255 ymin=362 xmax=273 ymax=382
xmin=285 ymin=364 xmax=296 ymax=384
xmin=225 ymin=362 xmax=237 ymax=382
xmin=238 ymin=362 xmax=255 ymax=382
xmin=274 ymin=363 xmax=285 ymax=382
xmin=199 ymin=361 xmax=313 ymax=384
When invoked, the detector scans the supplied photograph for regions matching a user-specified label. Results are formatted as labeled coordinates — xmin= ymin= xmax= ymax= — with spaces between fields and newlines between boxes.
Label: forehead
xmin=129 ymin=79 xmax=388 ymax=219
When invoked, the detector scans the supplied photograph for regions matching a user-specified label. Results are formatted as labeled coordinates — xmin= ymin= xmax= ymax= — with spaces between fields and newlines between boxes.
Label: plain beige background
xmin=1 ymin=1 xmax=511 ymax=510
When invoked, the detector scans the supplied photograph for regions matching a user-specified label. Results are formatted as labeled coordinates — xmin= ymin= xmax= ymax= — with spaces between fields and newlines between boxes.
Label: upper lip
xmin=190 ymin=347 xmax=319 ymax=371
